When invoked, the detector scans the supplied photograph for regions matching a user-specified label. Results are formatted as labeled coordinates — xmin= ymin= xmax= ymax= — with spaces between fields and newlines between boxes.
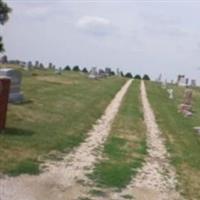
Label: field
xmin=1 ymin=66 xmax=200 ymax=200
xmin=0 ymin=66 xmax=126 ymax=175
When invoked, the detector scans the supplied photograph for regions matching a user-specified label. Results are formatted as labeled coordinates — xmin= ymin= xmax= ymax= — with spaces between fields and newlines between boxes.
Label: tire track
xmin=115 ymin=80 xmax=182 ymax=200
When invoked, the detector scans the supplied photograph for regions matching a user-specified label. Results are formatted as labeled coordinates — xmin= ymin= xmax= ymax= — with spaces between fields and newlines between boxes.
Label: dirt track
xmin=117 ymin=81 xmax=182 ymax=200
xmin=0 ymin=80 xmax=132 ymax=200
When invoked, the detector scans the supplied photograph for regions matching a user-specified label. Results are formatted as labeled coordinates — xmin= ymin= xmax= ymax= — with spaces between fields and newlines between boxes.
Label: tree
xmin=27 ymin=61 xmax=33 ymax=69
xmin=39 ymin=63 xmax=44 ymax=69
xmin=64 ymin=65 xmax=71 ymax=71
xmin=134 ymin=74 xmax=141 ymax=80
xmin=110 ymin=71 xmax=115 ymax=76
xmin=35 ymin=61 xmax=39 ymax=68
xmin=143 ymin=74 xmax=150 ymax=81
xmin=73 ymin=65 xmax=80 ymax=72
xmin=0 ymin=0 xmax=12 ymax=52
xmin=125 ymin=72 xmax=133 ymax=78
xmin=120 ymin=72 xmax=124 ymax=77
xmin=82 ymin=67 xmax=88 ymax=73
xmin=48 ymin=62 xmax=53 ymax=69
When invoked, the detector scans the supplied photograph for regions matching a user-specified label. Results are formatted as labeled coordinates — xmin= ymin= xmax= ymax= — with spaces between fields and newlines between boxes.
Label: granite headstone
xmin=0 ymin=68 xmax=23 ymax=103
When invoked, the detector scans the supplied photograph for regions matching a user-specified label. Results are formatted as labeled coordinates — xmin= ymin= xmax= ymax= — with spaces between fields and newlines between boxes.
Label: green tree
xmin=0 ymin=0 xmax=12 ymax=52
xmin=120 ymin=72 xmax=124 ymax=77
xmin=73 ymin=65 xmax=80 ymax=72
xmin=110 ymin=71 xmax=115 ymax=76
xmin=64 ymin=65 xmax=71 ymax=71
xmin=82 ymin=67 xmax=88 ymax=73
xmin=125 ymin=72 xmax=133 ymax=78
xmin=134 ymin=74 xmax=141 ymax=80
xmin=143 ymin=74 xmax=150 ymax=81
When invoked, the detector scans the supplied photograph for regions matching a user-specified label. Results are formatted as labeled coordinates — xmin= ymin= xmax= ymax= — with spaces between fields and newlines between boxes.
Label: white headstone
xmin=89 ymin=67 xmax=98 ymax=79
xmin=191 ymin=79 xmax=196 ymax=87
xmin=167 ymin=88 xmax=174 ymax=99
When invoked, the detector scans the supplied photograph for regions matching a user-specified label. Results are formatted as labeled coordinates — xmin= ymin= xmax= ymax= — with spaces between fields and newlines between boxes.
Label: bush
xmin=134 ymin=75 xmax=141 ymax=80
xmin=125 ymin=72 xmax=133 ymax=78
xmin=143 ymin=74 xmax=150 ymax=81
xmin=110 ymin=71 xmax=115 ymax=76
xmin=64 ymin=65 xmax=71 ymax=71
xmin=82 ymin=68 xmax=88 ymax=73
xmin=73 ymin=65 xmax=80 ymax=72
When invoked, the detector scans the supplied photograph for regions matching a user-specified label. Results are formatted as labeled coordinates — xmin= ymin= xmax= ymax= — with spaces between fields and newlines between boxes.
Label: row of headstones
xmin=177 ymin=75 xmax=196 ymax=87
xmin=0 ymin=68 xmax=23 ymax=103
xmin=24 ymin=62 xmax=56 ymax=70
xmin=157 ymin=74 xmax=197 ymax=88
xmin=159 ymin=78 xmax=193 ymax=117
xmin=88 ymin=67 xmax=121 ymax=79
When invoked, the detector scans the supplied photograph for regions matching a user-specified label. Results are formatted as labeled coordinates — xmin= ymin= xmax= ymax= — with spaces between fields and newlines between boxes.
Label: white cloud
xmin=76 ymin=16 xmax=114 ymax=36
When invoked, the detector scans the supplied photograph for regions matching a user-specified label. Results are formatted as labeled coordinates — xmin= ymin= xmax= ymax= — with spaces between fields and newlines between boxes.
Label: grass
xmin=0 ymin=66 xmax=126 ymax=175
xmin=91 ymin=80 xmax=147 ymax=188
xmin=146 ymin=81 xmax=200 ymax=200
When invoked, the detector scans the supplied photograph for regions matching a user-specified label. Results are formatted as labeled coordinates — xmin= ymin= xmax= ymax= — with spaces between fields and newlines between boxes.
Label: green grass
xmin=7 ymin=159 xmax=40 ymax=176
xmin=91 ymin=80 xmax=147 ymax=188
xmin=146 ymin=81 xmax=200 ymax=200
xmin=89 ymin=189 xmax=106 ymax=197
xmin=0 ymin=67 xmax=126 ymax=175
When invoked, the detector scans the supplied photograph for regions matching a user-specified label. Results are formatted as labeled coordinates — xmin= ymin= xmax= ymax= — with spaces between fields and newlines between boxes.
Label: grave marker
xmin=167 ymin=88 xmax=174 ymax=99
xmin=0 ymin=68 xmax=24 ymax=103
xmin=88 ymin=67 xmax=98 ymax=79
xmin=178 ymin=89 xmax=193 ymax=117
xmin=0 ymin=77 xmax=11 ymax=131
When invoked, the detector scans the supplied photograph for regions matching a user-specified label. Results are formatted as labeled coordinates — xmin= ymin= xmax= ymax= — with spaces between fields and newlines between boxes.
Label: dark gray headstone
xmin=0 ymin=68 xmax=23 ymax=103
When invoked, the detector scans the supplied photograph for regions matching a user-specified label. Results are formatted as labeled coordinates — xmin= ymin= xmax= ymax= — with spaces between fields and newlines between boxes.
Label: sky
xmin=1 ymin=0 xmax=200 ymax=83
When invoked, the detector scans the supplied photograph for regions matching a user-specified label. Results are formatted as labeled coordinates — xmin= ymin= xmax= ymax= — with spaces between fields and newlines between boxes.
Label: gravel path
xmin=0 ymin=80 xmax=132 ymax=200
xmin=115 ymin=80 xmax=183 ymax=200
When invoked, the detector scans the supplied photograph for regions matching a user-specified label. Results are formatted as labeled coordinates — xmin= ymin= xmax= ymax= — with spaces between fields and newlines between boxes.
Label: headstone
xmin=88 ymin=67 xmax=98 ymax=79
xmin=183 ymin=89 xmax=193 ymax=105
xmin=55 ymin=67 xmax=62 ymax=75
xmin=161 ymin=81 xmax=167 ymax=89
xmin=48 ymin=63 xmax=53 ymax=69
xmin=177 ymin=75 xmax=186 ymax=86
xmin=98 ymin=69 xmax=105 ymax=78
xmin=185 ymin=78 xmax=189 ymax=87
xmin=178 ymin=89 xmax=193 ymax=117
xmin=167 ymin=88 xmax=174 ymax=99
xmin=0 ymin=68 xmax=24 ymax=103
xmin=116 ymin=68 xmax=121 ymax=76
xmin=191 ymin=79 xmax=196 ymax=87
xmin=193 ymin=127 xmax=200 ymax=136
xmin=0 ymin=77 xmax=11 ymax=130
xmin=156 ymin=73 xmax=162 ymax=83
xmin=105 ymin=68 xmax=112 ymax=76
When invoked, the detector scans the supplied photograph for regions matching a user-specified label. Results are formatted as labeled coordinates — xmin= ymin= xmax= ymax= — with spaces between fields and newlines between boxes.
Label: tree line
xmin=0 ymin=0 xmax=11 ymax=52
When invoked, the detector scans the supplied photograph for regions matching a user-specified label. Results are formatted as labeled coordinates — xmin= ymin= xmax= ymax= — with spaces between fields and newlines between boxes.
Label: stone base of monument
xmin=178 ymin=103 xmax=193 ymax=117
xmin=193 ymin=127 xmax=200 ymax=135
xmin=9 ymin=92 xmax=24 ymax=103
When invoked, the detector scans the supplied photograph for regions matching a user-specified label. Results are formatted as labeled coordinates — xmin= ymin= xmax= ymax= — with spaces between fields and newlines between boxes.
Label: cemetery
xmin=0 ymin=64 xmax=199 ymax=200
xmin=1 ymin=1 xmax=200 ymax=200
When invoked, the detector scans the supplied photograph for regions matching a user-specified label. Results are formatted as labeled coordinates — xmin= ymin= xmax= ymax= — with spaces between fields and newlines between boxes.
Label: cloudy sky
xmin=1 ymin=0 xmax=200 ymax=82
